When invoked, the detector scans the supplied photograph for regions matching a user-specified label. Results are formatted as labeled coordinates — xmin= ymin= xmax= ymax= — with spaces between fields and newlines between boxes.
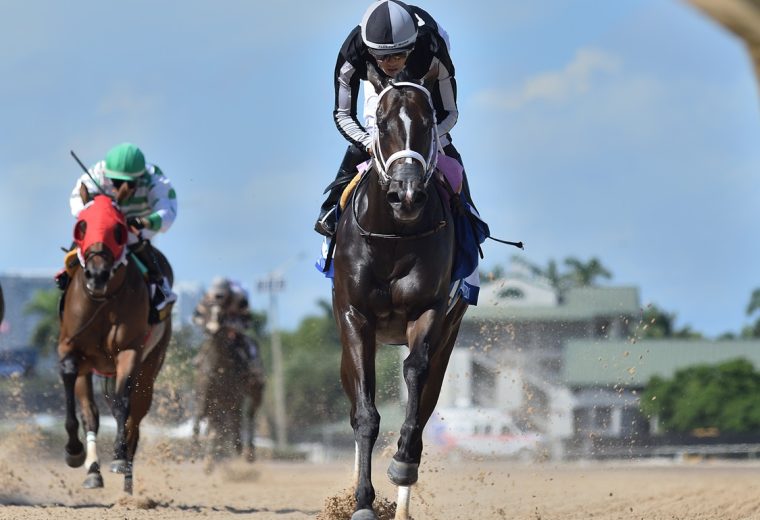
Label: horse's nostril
xmin=413 ymin=192 xmax=427 ymax=205
xmin=387 ymin=192 xmax=402 ymax=204
xmin=84 ymin=270 xmax=93 ymax=279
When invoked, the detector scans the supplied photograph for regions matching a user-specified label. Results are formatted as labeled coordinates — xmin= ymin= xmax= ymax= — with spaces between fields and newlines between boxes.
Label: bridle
xmin=79 ymin=246 xmax=128 ymax=302
xmin=354 ymin=83 xmax=447 ymax=240
xmin=370 ymin=82 xmax=441 ymax=187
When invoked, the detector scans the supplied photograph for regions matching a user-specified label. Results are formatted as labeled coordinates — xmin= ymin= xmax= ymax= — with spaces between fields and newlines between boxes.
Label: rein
xmin=65 ymin=253 xmax=130 ymax=344
xmin=352 ymin=167 xmax=447 ymax=241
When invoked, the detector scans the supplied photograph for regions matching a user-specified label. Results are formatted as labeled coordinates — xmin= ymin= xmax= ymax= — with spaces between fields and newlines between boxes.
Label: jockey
xmin=68 ymin=142 xmax=178 ymax=316
xmin=192 ymin=276 xmax=232 ymax=328
xmin=193 ymin=278 xmax=262 ymax=369
xmin=314 ymin=0 xmax=473 ymax=237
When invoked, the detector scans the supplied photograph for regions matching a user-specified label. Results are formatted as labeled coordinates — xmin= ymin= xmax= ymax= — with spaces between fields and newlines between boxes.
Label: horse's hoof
xmin=351 ymin=509 xmax=377 ymax=520
xmin=83 ymin=472 xmax=104 ymax=489
xmin=65 ymin=447 xmax=86 ymax=468
xmin=387 ymin=459 xmax=418 ymax=486
xmin=110 ymin=459 xmax=130 ymax=474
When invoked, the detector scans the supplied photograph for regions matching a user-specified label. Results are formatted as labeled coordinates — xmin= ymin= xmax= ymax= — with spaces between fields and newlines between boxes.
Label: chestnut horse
xmin=57 ymin=185 xmax=172 ymax=493
xmin=331 ymin=72 xmax=469 ymax=520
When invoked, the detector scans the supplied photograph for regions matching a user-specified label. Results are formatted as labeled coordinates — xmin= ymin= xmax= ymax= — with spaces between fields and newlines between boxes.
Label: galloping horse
xmin=192 ymin=294 xmax=264 ymax=467
xmin=331 ymin=71 xmax=469 ymax=520
xmin=57 ymin=185 xmax=172 ymax=493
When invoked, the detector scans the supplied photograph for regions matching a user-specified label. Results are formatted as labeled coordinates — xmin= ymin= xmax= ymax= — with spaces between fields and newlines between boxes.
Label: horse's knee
xmin=353 ymin=407 xmax=380 ymax=439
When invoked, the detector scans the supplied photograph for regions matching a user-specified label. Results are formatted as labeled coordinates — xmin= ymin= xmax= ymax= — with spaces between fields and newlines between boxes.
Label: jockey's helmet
xmin=104 ymin=143 xmax=146 ymax=181
xmin=209 ymin=277 xmax=232 ymax=301
xmin=361 ymin=0 xmax=417 ymax=56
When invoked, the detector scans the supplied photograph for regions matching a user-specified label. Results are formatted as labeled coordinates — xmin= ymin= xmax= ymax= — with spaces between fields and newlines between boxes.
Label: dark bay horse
xmin=57 ymin=186 xmax=172 ymax=493
xmin=332 ymin=73 xmax=469 ymax=520
xmin=192 ymin=296 xmax=265 ymax=469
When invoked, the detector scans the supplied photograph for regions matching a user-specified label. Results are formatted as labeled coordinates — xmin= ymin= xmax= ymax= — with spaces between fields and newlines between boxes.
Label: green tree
xmin=563 ymin=256 xmax=612 ymax=287
xmin=25 ymin=288 xmax=60 ymax=354
xmin=276 ymin=299 xmax=400 ymax=440
xmin=509 ymin=255 xmax=613 ymax=301
xmin=743 ymin=288 xmax=760 ymax=338
xmin=639 ymin=304 xmax=703 ymax=339
xmin=641 ymin=358 xmax=760 ymax=433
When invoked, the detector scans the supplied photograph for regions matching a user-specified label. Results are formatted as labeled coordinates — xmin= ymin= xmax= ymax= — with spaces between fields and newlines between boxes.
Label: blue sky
xmin=1 ymin=1 xmax=759 ymax=337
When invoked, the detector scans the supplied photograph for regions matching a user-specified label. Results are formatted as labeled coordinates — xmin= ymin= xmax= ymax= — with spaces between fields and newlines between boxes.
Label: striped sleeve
xmin=434 ymin=58 xmax=458 ymax=138
xmin=334 ymin=59 xmax=373 ymax=150
xmin=146 ymin=166 xmax=177 ymax=232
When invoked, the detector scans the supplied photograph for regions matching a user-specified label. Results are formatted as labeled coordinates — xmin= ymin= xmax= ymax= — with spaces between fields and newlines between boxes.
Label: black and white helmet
xmin=361 ymin=0 xmax=418 ymax=56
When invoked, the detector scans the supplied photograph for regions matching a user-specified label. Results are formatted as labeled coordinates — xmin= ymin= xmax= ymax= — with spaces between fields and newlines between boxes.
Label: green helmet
xmin=104 ymin=142 xmax=146 ymax=180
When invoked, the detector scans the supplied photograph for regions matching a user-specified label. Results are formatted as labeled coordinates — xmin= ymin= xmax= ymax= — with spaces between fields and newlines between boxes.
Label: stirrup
xmin=314 ymin=207 xmax=337 ymax=237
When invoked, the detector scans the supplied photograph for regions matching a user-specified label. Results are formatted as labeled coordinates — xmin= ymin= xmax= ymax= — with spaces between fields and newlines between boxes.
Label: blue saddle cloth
xmin=451 ymin=200 xmax=489 ymax=282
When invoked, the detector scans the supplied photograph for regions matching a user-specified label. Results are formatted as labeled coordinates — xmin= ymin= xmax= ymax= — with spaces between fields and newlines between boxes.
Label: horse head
xmin=73 ymin=185 xmax=130 ymax=298
xmin=367 ymin=68 xmax=439 ymax=224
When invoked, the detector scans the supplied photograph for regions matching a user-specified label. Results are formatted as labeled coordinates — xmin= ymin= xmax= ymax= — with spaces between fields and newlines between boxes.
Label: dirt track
xmin=2 ymin=429 xmax=760 ymax=520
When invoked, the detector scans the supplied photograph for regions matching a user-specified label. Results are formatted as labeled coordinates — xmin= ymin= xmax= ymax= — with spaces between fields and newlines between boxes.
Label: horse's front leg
xmin=392 ymin=302 xmax=466 ymax=520
xmin=339 ymin=305 xmax=380 ymax=520
xmin=110 ymin=348 xmax=140 ymax=493
xmin=391 ymin=309 xmax=443 ymax=479
xmin=75 ymin=372 xmax=104 ymax=488
xmin=60 ymin=353 xmax=85 ymax=468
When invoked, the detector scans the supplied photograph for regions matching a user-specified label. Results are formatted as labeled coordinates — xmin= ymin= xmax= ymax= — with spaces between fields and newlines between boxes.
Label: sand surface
xmin=2 ymin=431 xmax=760 ymax=520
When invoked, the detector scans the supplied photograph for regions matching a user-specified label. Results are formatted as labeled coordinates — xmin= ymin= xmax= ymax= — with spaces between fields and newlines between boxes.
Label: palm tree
xmin=25 ymin=288 xmax=60 ymax=355
xmin=564 ymin=257 xmax=612 ymax=287
xmin=746 ymin=288 xmax=760 ymax=316
xmin=510 ymin=255 xmax=572 ymax=301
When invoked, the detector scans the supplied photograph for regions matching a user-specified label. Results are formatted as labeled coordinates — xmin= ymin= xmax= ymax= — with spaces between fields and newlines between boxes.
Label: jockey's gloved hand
xmin=127 ymin=217 xmax=148 ymax=230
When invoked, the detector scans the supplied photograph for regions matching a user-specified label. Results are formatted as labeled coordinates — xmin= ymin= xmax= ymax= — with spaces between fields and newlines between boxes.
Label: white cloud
xmin=475 ymin=47 xmax=622 ymax=110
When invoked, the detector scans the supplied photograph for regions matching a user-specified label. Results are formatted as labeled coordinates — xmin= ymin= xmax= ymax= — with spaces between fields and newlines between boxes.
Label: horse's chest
xmin=367 ymin=275 xmax=431 ymax=316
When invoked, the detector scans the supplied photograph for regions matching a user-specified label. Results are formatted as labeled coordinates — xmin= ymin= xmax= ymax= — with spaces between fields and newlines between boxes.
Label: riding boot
xmin=314 ymin=144 xmax=370 ymax=237
xmin=129 ymin=241 xmax=176 ymax=322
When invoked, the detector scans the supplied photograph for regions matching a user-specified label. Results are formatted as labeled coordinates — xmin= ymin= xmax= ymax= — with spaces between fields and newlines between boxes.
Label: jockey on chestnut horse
xmin=56 ymin=143 xmax=176 ymax=493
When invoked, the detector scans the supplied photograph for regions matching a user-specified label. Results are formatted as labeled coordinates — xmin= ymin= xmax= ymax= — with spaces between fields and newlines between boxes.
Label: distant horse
xmin=0 ymin=282 xmax=4 ymax=324
xmin=57 ymin=185 xmax=172 ymax=493
xmin=331 ymin=71 xmax=469 ymax=520
xmin=192 ymin=298 xmax=264 ymax=468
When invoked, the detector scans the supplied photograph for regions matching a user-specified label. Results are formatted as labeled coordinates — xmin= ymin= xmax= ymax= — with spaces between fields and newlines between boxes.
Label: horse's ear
xmin=79 ymin=183 xmax=91 ymax=205
xmin=366 ymin=63 xmax=388 ymax=94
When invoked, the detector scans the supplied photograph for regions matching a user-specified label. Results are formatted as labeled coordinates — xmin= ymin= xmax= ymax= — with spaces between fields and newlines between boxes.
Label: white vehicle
xmin=426 ymin=407 xmax=544 ymax=459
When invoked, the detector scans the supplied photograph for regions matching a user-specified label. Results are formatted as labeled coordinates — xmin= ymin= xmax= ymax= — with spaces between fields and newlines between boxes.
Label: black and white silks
xmin=333 ymin=5 xmax=458 ymax=151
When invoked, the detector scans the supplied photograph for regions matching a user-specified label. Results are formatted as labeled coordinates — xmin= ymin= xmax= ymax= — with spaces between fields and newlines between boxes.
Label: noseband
xmin=371 ymin=82 xmax=440 ymax=186
xmin=79 ymin=246 xmax=128 ymax=302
